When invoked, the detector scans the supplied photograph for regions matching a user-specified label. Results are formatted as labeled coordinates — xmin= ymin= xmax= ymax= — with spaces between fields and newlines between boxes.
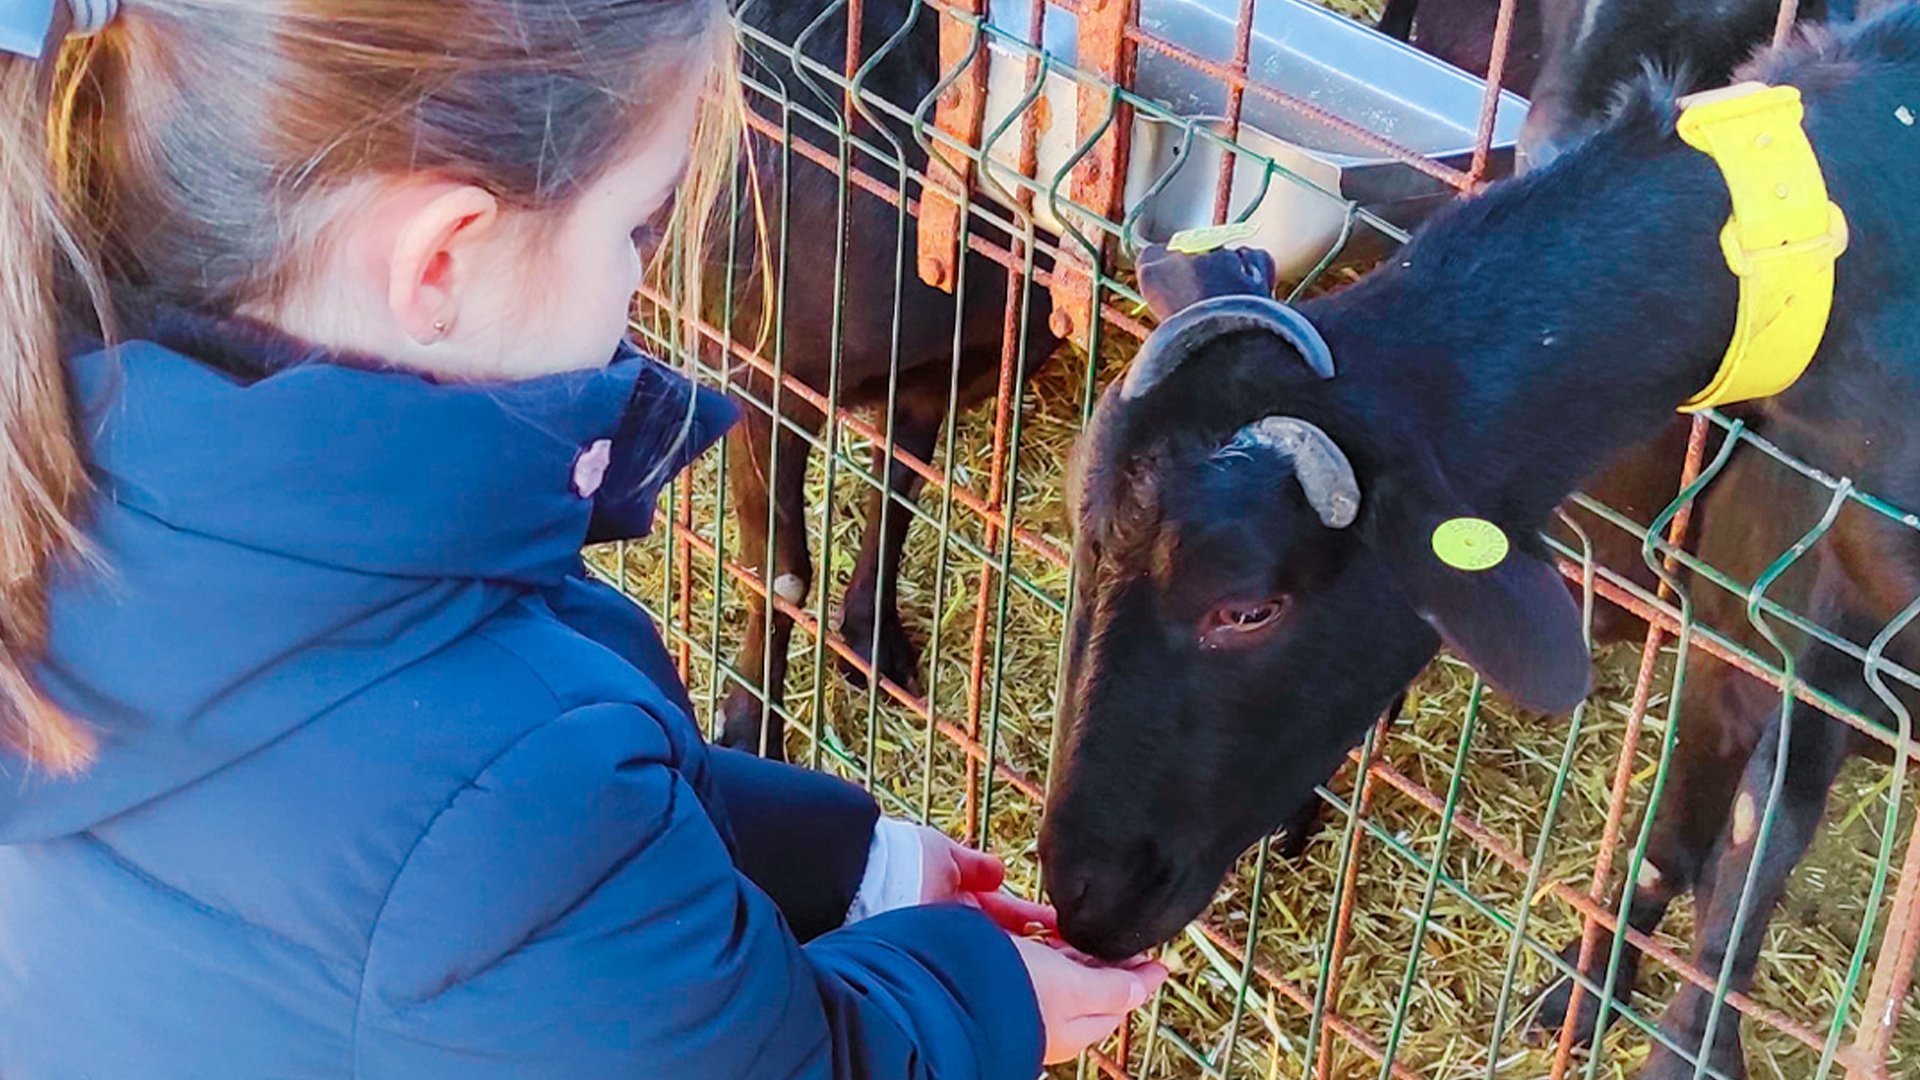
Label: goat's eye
xmin=1199 ymin=597 xmax=1289 ymax=649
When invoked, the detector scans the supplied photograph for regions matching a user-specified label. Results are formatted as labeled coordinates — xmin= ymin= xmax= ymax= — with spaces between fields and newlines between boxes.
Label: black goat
xmin=715 ymin=0 xmax=1060 ymax=759
xmin=1377 ymin=0 xmax=1547 ymax=94
xmin=1521 ymin=0 xmax=1851 ymax=167
xmin=1375 ymin=1 xmax=1850 ymax=167
xmin=1045 ymin=10 xmax=1920 ymax=1078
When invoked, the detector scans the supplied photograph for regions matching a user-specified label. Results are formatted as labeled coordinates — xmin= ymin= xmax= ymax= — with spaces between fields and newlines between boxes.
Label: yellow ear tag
xmin=1432 ymin=517 xmax=1510 ymax=572
xmin=1166 ymin=220 xmax=1261 ymax=255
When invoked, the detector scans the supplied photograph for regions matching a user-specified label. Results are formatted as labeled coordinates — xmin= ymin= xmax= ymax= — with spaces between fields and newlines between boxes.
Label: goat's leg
xmin=1535 ymin=662 xmax=1763 ymax=1045
xmin=1635 ymin=702 xmax=1849 ymax=1080
xmin=719 ymin=400 xmax=819 ymax=762
xmin=1377 ymin=0 xmax=1418 ymax=40
xmin=838 ymin=391 xmax=945 ymax=693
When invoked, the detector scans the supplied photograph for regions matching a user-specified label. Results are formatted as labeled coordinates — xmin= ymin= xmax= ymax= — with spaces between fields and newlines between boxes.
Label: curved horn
xmin=1220 ymin=416 xmax=1359 ymax=529
xmin=1121 ymin=295 xmax=1334 ymax=401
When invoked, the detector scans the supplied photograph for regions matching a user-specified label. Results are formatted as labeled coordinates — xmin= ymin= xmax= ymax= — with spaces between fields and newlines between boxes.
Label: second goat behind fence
xmin=714 ymin=0 xmax=1059 ymax=760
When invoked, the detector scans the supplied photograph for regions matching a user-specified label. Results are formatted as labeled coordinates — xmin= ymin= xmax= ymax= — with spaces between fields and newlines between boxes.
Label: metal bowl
xmin=975 ymin=0 xmax=1530 ymax=278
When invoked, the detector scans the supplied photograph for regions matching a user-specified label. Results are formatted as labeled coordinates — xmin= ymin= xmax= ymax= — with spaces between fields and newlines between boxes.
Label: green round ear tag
xmin=1432 ymin=517 xmax=1509 ymax=572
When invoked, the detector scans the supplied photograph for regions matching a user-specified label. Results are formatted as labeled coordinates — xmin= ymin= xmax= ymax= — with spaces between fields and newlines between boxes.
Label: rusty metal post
xmin=1315 ymin=715 xmax=1391 ymax=1080
xmin=1048 ymin=0 xmax=1137 ymax=345
xmin=917 ymin=0 xmax=989 ymax=292
xmin=1551 ymin=417 xmax=1712 ymax=1077
xmin=1210 ymin=0 xmax=1257 ymax=223
xmin=1846 ymin=810 xmax=1920 ymax=1079
xmin=1466 ymin=0 xmax=1520 ymax=187
xmin=963 ymin=0 xmax=1048 ymax=846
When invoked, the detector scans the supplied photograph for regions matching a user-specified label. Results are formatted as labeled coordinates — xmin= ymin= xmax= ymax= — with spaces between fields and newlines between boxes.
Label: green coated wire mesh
xmin=600 ymin=0 xmax=1920 ymax=1075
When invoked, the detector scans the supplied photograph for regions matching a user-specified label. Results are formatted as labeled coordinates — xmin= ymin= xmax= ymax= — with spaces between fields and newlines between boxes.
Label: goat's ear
xmin=1362 ymin=461 xmax=1591 ymax=715
xmin=1136 ymin=244 xmax=1280 ymax=321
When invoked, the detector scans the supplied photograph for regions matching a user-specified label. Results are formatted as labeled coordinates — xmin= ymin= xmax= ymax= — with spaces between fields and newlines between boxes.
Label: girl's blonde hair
xmin=0 ymin=0 xmax=743 ymax=772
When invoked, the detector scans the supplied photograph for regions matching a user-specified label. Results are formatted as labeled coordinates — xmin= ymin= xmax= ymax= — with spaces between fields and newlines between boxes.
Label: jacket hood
xmin=0 ymin=311 xmax=735 ymax=843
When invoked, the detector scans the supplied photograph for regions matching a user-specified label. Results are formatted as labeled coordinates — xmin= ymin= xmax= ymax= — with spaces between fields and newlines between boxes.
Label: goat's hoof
xmin=837 ymin=610 xmax=921 ymax=694
xmin=717 ymin=688 xmax=787 ymax=762
xmin=1530 ymin=937 xmax=1634 ymax=1047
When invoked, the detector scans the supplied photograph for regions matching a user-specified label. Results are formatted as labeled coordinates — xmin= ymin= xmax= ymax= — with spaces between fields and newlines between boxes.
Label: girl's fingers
xmin=1082 ymin=965 xmax=1158 ymax=1015
xmin=945 ymin=837 xmax=1005 ymax=892
xmin=973 ymin=890 xmax=1055 ymax=932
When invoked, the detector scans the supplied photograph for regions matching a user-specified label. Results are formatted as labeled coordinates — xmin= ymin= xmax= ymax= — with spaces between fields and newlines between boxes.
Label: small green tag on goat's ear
xmin=1431 ymin=517 xmax=1510 ymax=572
xmin=1166 ymin=220 xmax=1260 ymax=254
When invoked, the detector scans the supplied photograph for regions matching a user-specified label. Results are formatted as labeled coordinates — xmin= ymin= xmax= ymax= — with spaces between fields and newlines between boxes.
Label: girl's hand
xmin=1011 ymin=935 xmax=1168 ymax=1065
xmin=847 ymin=817 xmax=1057 ymax=932
xmin=915 ymin=825 xmax=1057 ymax=934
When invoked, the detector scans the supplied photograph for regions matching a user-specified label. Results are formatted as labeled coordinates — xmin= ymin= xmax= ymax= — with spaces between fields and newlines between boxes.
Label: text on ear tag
xmin=1431 ymin=517 xmax=1510 ymax=572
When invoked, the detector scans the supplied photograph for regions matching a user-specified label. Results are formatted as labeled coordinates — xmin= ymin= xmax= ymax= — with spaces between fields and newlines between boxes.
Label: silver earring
xmin=432 ymin=319 xmax=449 ymax=339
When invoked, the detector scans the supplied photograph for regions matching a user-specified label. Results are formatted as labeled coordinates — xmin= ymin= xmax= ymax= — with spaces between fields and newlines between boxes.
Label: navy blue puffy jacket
xmin=0 ymin=312 xmax=1042 ymax=1079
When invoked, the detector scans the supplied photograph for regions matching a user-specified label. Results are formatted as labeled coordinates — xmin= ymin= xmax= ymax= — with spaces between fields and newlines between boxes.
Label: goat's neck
xmin=1314 ymin=137 xmax=1739 ymax=523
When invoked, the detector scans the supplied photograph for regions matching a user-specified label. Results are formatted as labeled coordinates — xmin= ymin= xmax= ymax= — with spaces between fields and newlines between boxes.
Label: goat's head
xmin=1041 ymin=246 xmax=1591 ymax=961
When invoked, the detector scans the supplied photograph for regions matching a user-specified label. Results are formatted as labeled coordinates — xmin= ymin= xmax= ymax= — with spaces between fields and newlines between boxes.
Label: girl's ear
xmin=385 ymin=185 xmax=501 ymax=345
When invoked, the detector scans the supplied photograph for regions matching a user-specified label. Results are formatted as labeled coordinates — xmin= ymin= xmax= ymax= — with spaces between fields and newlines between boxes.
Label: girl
xmin=0 ymin=2 xmax=1165 ymax=1077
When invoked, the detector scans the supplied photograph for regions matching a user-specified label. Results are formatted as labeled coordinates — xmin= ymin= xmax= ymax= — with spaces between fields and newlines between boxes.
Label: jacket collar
xmin=70 ymin=307 xmax=737 ymax=584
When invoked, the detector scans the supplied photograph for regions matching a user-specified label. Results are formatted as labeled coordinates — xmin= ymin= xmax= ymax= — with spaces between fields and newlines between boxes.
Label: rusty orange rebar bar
xmin=1210 ymin=0 xmax=1258 ymax=224
xmin=1316 ymin=714 xmax=1392 ymax=1080
xmin=961 ymin=0 xmax=1050 ymax=845
xmin=1467 ymin=0 xmax=1520 ymax=187
xmin=1552 ymin=416 xmax=1712 ymax=1078
xmin=919 ymin=0 xmax=988 ymax=290
xmin=1047 ymin=0 xmax=1137 ymax=344
xmin=1846 ymin=800 xmax=1920 ymax=1079
xmin=1086 ymin=1046 xmax=1131 ymax=1078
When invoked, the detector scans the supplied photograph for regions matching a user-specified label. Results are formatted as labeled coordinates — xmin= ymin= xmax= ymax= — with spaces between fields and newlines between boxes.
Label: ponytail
xmin=0 ymin=15 xmax=100 ymax=773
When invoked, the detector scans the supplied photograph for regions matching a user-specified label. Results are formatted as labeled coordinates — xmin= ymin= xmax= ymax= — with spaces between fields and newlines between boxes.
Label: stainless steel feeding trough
xmin=973 ymin=0 xmax=1530 ymax=279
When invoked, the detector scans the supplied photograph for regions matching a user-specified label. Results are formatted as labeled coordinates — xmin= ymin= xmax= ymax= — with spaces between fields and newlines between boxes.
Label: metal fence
xmin=601 ymin=0 xmax=1920 ymax=1075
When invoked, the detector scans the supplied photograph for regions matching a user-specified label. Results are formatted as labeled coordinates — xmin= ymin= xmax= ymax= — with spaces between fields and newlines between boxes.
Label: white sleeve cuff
xmin=844 ymin=816 xmax=926 ymax=924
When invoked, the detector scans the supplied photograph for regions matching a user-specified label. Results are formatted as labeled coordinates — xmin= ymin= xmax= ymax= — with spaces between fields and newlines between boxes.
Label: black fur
xmin=1521 ymin=0 xmax=1842 ymax=167
xmin=1046 ymin=10 xmax=1920 ymax=1078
